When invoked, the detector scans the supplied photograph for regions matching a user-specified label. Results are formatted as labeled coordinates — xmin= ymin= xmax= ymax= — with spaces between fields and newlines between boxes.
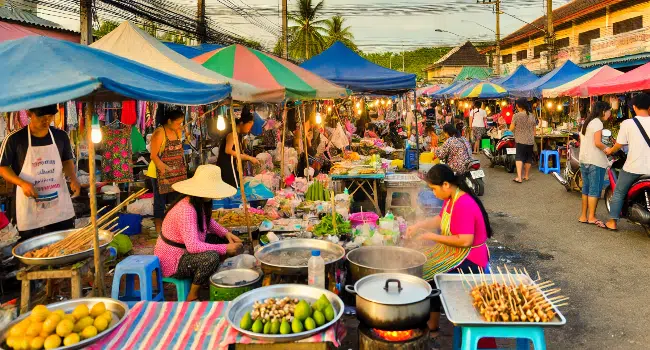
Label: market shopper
xmin=510 ymin=98 xmax=537 ymax=183
xmin=433 ymin=124 xmax=472 ymax=175
xmin=0 ymin=104 xmax=80 ymax=241
xmin=469 ymin=101 xmax=487 ymax=154
xmin=147 ymin=108 xmax=188 ymax=236
xmin=605 ymin=93 xmax=650 ymax=231
xmin=154 ymin=164 xmax=243 ymax=301
xmin=578 ymin=101 xmax=611 ymax=228
xmin=216 ymin=106 xmax=259 ymax=188
xmin=405 ymin=164 xmax=491 ymax=334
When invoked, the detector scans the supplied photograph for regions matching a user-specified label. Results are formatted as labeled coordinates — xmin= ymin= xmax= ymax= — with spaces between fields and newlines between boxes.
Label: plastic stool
xmin=480 ymin=138 xmax=492 ymax=151
xmin=163 ymin=277 xmax=192 ymax=301
xmin=111 ymin=255 xmax=164 ymax=307
xmin=538 ymin=150 xmax=560 ymax=174
xmin=453 ymin=325 xmax=547 ymax=350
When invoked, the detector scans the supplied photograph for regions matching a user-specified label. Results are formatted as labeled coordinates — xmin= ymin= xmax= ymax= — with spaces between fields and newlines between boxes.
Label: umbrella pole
xmin=85 ymin=102 xmax=105 ymax=297
xmin=280 ymin=103 xmax=287 ymax=189
xmin=302 ymin=104 xmax=310 ymax=181
xmin=413 ymin=90 xmax=420 ymax=170
xmin=229 ymin=103 xmax=253 ymax=246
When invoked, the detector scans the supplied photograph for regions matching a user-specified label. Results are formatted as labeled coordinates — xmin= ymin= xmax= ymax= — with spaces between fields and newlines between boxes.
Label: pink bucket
xmin=349 ymin=212 xmax=379 ymax=228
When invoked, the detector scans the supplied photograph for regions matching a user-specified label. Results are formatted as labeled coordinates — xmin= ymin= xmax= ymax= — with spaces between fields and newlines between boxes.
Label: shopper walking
xmin=510 ymin=98 xmax=537 ymax=183
xmin=469 ymin=101 xmax=487 ymax=154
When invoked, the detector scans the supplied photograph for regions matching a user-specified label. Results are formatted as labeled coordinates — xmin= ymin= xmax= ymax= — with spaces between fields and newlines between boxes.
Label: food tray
xmin=384 ymin=173 xmax=424 ymax=187
xmin=12 ymin=229 xmax=113 ymax=266
xmin=226 ymin=284 xmax=344 ymax=342
xmin=434 ymin=273 xmax=566 ymax=327
xmin=0 ymin=298 xmax=129 ymax=349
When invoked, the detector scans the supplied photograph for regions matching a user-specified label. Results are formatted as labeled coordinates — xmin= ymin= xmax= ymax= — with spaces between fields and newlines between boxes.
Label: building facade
xmin=496 ymin=0 xmax=650 ymax=75
xmin=424 ymin=41 xmax=488 ymax=83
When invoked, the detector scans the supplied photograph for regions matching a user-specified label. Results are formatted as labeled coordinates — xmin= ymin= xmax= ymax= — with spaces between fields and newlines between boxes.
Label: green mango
xmin=280 ymin=320 xmax=291 ymax=334
xmin=294 ymin=300 xmax=312 ymax=321
xmin=270 ymin=320 xmax=280 ymax=334
xmin=317 ymin=294 xmax=331 ymax=311
xmin=251 ymin=319 xmax=264 ymax=333
xmin=239 ymin=312 xmax=253 ymax=330
xmin=312 ymin=310 xmax=326 ymax=326
xmin=304 ymin=317 xmax=316 ymax=331
xmin=263 ymin=321 xmax=272 ymax=334
xmin=291 ymin=318 xmax=304 ymax=333
xmin=324 ymin=305 xmax=335 ymax=322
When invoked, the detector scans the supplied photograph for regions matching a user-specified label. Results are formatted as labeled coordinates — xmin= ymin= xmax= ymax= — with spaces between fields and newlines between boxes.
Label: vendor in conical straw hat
xmin=154 ymin=164 xmax=243 ymax=301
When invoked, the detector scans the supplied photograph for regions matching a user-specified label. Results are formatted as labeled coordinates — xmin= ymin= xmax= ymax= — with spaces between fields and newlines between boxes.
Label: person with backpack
xmin=605 ymin=93 xmax=650 ymax=231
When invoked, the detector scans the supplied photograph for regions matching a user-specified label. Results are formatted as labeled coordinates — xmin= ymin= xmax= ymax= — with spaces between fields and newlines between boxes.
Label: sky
xmin=39 ymin=0 xmax=573 ymax=53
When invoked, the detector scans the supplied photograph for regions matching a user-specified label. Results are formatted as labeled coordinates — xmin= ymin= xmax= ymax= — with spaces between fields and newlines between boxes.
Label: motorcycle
xmin=462 ymin=159 xmax=485 ymax=196
xmin=552 ymin=133 xmax=582 ymax=192
xmin=482 ymin=131 xmax=516 ymax=173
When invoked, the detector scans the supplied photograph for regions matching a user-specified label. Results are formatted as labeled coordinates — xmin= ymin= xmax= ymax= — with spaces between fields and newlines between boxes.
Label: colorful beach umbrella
xmin=458 ymin=82 xmax=507 ymax=99
xmin=193 ymin=44 xmax=349 ymax=101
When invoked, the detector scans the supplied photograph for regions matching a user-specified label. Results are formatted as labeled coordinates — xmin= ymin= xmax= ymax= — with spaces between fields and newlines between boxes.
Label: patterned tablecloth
xmin=89 ymin=301 xmax=346 ymax=350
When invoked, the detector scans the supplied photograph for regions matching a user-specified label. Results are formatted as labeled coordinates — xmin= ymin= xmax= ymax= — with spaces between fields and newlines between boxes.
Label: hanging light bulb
xmin=327 ymin=106 xmax=332 ymax=113
xmin=217 ymin=114 xmax=226 ymax=131
xmin=402 ymin=110 xmax=407 ymax=116
xmin=91 ymin=114 xmax=102 ymax=143
xmin=357 ymin=109 xmax=362 ymax=116
xmin=546 ymin=101 xmax=553 ymax=109
xmin=501 ymin=100 xmax=507 ymax=107
xmin=315 ymin=112 xmax=322 ymax=124
xmin=375 ymin=100 xmax=379 ymax=107
xmin=387 ymin=99 xmax=392 ymax=105
xmin=356 ymin=101 xmax=361 ymax=109
xmin=464 ymin=102 xmax=469 ymax=109
xmin=557 ymin=104 xmax=563 ymax=112
xmin=450 ymin=99 xmax=455 ymax=104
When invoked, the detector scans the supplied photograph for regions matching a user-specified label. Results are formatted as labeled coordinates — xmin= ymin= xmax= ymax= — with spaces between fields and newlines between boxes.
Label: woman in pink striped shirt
xmin=154 ymin=165 xmax=242 ymax=301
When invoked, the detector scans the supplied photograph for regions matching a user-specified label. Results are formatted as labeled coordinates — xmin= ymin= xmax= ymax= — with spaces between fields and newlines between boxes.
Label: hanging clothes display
xmin=121 ymin=100 xmax=137 ymax=125
xmin=101 ymin=125 xmax=134 ymax=182
xmin=66 ymin=101 xmax=78 ymax=130
xmin=19 ymin=110 xmax=29 ymax=127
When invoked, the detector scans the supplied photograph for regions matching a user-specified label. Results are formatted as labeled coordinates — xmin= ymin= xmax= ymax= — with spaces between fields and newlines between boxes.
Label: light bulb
xmin=217 ymin=114 xmax=226 ymax=130
xmin=91 ymin=124 xmax=102 ymax=143
xmin=501 ymin=100 xmax=507 ymax=106
xmin=547 ymin=101 xmax=553 ymax=109
xmin=375 ymin=100 xmax=379 ymax=107
xmin=402 ymin=110 xmax=407 ymax=116
xmin=356 ymin=102 xmax=361 ymax=109
xmin=327 ymin=106 xmax=332 ymax=113
xmin=387 ymin=100 xmax=392 ymax=105
xmin=464 ymin=103 xmax=469 ymax=108
xmin=557 ymin=104 xmax=563 ymax=111
xmin=450 ymin=99 xmax=455 ymax=104
xmin=381 ymin=100 xmax=385 ymax=105
xmin=506 ymin=112 xmax=511 ymax=117
xmin=315 ymin=112 xmax=322 ymax=124
xmin=357 ymin=109 xmax=362 ymax=116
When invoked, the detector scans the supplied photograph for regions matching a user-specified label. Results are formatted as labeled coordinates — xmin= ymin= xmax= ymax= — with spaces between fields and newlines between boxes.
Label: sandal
xmin=512 ymin=178 xmax=522 ymax=183
xmin=589 ymin=220 xmax=606 ymax=229
xmin=578 ymin=219 xmax=588 ymax=224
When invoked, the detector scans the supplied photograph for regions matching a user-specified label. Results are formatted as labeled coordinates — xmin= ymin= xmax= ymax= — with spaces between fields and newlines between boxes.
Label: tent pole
xmin=85 ymin=102 xmax=104 ymax=297
xmin=413 ymin=90 xmax=420 ymax=170
xmin=229 ymin=102 xmax=253 ymax=246
xmin=280 ymin=103 xmax=288 ymax=189
xmin=302 ymin=103 xmax=310 ymax=181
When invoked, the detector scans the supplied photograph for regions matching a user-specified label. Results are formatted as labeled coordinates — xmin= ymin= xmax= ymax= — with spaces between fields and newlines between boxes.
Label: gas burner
xmin=359 ymin=323 xmax=429 ymax=350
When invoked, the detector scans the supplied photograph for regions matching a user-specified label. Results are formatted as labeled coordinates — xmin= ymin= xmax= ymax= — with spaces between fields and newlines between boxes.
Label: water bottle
xmin=308 ymin=250 xmax=325 ymax=289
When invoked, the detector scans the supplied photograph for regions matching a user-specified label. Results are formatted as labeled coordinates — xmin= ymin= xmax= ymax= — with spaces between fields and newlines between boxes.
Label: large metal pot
xmin=346 ymin=246 xmax=427 ymax=282
xmin=255 ymin=239 xmax=345 ymax=275
xmin=345 ymin=273 xmax=440 ymax=330
xmin=209 ymin=268 xmax=262 ymax=301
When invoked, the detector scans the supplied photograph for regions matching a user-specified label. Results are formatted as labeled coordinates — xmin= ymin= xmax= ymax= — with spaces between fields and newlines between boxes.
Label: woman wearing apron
xmin=216 ymin=107 xmax=258 ymax=188
xmin=406 ymin=164 xmax=492 ymax=336
xmin=147 ymin=109 xmax=187 ymax=236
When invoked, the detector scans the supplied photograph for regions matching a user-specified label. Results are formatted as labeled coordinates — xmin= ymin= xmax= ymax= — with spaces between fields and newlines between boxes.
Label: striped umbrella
xmin=193 ymin=44 xmax=349 ymax=101
xmin=458 ymin=82 xmax=508 ymax=99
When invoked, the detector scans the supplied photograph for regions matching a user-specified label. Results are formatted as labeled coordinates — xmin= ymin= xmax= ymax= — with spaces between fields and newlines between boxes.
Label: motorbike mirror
xmin=602 ymin=129 xmax=612 ymax=137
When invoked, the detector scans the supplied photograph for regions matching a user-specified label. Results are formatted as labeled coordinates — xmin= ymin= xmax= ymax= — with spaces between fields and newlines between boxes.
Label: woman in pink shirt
xmin=406 ymin=164 xmax=492 ymax=334
xmin=154 ymin=165 xmax=243 ymax=301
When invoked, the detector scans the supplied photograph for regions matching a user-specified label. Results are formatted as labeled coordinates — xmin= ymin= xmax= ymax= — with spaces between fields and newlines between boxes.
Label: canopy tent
xmin=0 ymin=36 xmax=231 ymax=111
xmin=442 ymin=79 xmax=481 ymax=98
xmin=542 ymin=66 xmax=623 ymax=98
xmin=509 ymin=61 xmax=587 ymax=98
xmin=586 ymin=62 xmax=650 ymax=96
xmin=495 ymin=65 xmax=538 ymax=89
xmin=431 ymin=81 xmax=463 ymax=98
xmin=91 ymin=21 xmax=271 ymax=102
xmin=0 ymin=21 xmax=79 ymax=43
xmin=452 ymin=66 xmax=493 ymax=83
xmin=299 ymin=41 xmax=416 ymax=93
xmin=194 ymin=44 xmax=349 ymax=100
xmin=459 ymin=82 xmax=507 ymax=99
xmin=417 ymin=85 xmax=445 ymax=96
xmin=163 ymin=42 xmax=224 ymax=59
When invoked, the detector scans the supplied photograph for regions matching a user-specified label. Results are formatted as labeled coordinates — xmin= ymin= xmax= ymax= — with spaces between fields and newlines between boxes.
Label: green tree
xmin=288 ymin=0 xmax=327 ymax=60
xmin=363 ymin=47 xmax=453 ymax=80
xmin=244 ymin=39 xmax=263 ymax=51
xmin=94 ymin=20 xmax=120 ymax=40
xmin=324 ymin=15 xmax=357 ymax=51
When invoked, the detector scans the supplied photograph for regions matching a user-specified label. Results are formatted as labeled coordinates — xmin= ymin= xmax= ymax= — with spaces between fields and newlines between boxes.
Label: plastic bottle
xmin=308 ymin=250 xmax=325 ymax=289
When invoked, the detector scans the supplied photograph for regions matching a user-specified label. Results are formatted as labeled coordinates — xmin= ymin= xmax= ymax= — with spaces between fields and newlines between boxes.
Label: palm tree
xmin=324 ymin=15 xmax=357 ymax=51
xmin=288 ymin=0 xmax=327 ymax=60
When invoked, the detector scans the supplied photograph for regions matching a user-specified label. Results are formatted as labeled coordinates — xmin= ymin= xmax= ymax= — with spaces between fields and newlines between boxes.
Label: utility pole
xmin=402 ymin=43 xmax=405 ymax=72
xmin=546 ymin=0 xmax=555 ymax=70
xmin=477 ymin=0 xmax=501 ymax=76
xmin=79 ymin=0 xmax=93 ymax=45
xmin=282 ymin=0 xmax=288 ymax=59
xmin=197 ymin=0 xmax=206 ymax=43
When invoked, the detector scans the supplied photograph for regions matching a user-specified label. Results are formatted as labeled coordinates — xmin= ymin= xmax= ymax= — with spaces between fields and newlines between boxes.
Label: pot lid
xmin=210 ymin=269 xmax=260 ymax=288
xmin=354 ymin=273 xmax=431 ymax=305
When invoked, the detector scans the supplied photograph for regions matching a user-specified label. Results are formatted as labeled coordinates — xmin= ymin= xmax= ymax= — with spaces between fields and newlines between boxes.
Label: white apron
xmin=16 ymin=128 xmax=75 ymax=231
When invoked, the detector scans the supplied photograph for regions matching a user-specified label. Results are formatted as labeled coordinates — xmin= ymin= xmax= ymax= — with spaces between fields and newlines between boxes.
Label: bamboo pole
xmin=280 ymin=103 xmax=288 ymax=189
xmin=301 ymin=103 xmax=310 ymax=181
xmin=229 ymin=102 xmax=253 ymax=245
xmin=85 ymin=102 xmax=104 ymax=297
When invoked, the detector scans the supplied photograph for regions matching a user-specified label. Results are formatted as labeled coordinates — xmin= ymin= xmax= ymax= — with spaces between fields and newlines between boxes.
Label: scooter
xmin=604 ymin=132 xmax=650 ymax=237
xmin=482 ymin=130 xmax=516 ymax=173
xmin=462 ymin=159 xmax=485 ymax=196
xmin=552 ymin=133 xmax=581 ymax=192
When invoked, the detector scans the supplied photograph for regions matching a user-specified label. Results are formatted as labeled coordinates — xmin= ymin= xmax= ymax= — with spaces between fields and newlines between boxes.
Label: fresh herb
xmin=313 ymin=213 xmax=351 ymax=236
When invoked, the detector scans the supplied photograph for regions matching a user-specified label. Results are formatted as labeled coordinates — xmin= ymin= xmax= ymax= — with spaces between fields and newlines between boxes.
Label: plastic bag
xmin=330 ymin=123 xmax=349 ymax=150
xmin=218 ymin=254 xmax=259 ymax=271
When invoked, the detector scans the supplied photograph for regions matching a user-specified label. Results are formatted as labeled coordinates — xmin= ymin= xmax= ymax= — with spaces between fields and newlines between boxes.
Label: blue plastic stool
xmin=111 ymin=255 xmax=164 ymax=307
xmin=162 ymin=277 xmax=192 ymax=301
xmin=453 ymin=325 xmax=547 ymax=350
xmin=538 ymin=150 xmax=561 ymax=174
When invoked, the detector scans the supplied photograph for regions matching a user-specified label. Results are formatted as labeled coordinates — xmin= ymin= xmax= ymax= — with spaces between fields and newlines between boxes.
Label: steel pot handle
xmin=344 ymin=285 xmax=356 ymax=294
xmin=427 ymin=289 xmax=441 ymax=298
xmin=383 ymin=279 xmax=403 ymax=292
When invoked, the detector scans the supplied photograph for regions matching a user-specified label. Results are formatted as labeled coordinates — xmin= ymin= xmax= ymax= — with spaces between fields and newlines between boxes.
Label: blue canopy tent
xmin=497 ymin=65 xmax=539 ymax=90
xmin=162 ymin=42 xmax=224 ymax=59
xmin=434 ymin=79 xmax=480 ymax=99
xmin=0 ymin=36 xmax=232 ymax=111
xmin=509 ymin=61 xmax=587 ymax=98
xmin=431 ymin=81 xmax=463 ymax=98
xmin=300 ymin=41 xmax=416 ymax=93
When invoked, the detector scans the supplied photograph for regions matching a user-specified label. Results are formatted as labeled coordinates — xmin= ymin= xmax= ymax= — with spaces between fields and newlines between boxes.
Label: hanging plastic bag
xmin=330 ymin=123 xmax=349 ymax=149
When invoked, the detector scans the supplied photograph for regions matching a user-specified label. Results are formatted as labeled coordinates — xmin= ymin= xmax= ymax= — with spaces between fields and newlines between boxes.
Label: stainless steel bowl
xmin=254 ymin=239 xmax=345 ymax=275
xmin=0 ymin=298 xmax=129 ymax=349
xmin=226 ymin=284 xmax=344 ymax=342
xmin=13 ymin=229 xmax=113 ymax=266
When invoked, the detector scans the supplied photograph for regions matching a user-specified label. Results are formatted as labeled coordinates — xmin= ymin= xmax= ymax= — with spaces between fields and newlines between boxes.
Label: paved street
xmin=478 ymin=156 xmax=650 ymax=349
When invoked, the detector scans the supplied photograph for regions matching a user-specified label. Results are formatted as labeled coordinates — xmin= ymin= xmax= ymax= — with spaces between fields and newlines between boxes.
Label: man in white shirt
xmin=604 ymin=93 xmax=650 ymax=230
xmin=469 ymin=101 xmax=487 ymax=154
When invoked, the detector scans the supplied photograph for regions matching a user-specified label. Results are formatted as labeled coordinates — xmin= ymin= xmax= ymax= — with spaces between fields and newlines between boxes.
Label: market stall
xmin=509 ymin=60 xmax=587 ymax=98
xmin=491 ymin=64 xmax=538 ymax=89
xmin=585 ymin=61 xmax=650 ymax=96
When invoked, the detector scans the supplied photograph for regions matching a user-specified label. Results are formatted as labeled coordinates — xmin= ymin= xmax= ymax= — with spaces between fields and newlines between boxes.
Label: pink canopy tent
xmin=0 ymin=21 xmax=79 ymax=43
xmin=586 ymin=62 xmax=650 ymax=96
xmin=417 ymin=84 xmax=444 ymax=96
xmin=543 ymin=66 xmax=623 ymax=98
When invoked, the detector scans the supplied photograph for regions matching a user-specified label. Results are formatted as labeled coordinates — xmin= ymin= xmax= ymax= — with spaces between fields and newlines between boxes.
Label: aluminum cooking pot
xmin=345 ymin=273 xmax=440 ymax=330
xmin=346 ymin=246 xmax=427 ymax=282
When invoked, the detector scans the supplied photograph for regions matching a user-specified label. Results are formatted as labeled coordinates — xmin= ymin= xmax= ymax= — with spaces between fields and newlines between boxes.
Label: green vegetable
xmin=313 ymin=213 xmax=352 ymax=236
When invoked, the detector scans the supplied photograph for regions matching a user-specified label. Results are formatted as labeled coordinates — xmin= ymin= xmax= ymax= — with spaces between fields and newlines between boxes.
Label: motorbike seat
xmin=638 ymin=175 xmax=650 ymax=181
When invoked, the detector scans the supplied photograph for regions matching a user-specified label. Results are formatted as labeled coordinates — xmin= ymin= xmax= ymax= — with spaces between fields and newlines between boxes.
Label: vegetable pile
xmin=312 ymin=213 xmax=351 ymax=236
xmin=304 ymin=181 xmax=330 ymax=201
